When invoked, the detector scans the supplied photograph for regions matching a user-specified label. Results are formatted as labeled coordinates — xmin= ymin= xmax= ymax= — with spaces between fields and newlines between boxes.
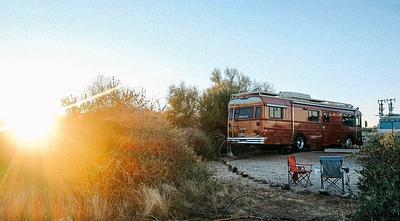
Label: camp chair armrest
xmin=297 ymin=163 xmax=313 ymax=166
xmin=297 ymin=163 xmax=313 ymax=170
xmin=296 ymin=165 xmax=312 ymax=172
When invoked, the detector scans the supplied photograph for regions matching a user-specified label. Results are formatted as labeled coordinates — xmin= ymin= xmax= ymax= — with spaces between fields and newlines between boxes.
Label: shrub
xmin=354 ymin=133 xmax=400 ymax=220
xmin=180 ymin=128 xmax=216 ymax=160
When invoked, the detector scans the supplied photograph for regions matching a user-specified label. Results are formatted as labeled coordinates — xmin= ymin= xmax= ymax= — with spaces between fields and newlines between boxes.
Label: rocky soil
xmin=205 ymin=149 xmax=361 ymax=220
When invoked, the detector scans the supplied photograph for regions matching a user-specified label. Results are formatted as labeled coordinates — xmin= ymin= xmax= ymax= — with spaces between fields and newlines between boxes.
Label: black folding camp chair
xmin=320 ymin=156 xmax=349 ymax=195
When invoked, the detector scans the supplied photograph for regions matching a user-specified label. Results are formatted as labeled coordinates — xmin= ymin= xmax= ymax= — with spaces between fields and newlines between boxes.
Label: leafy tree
xmin=199 ymin=68 xmax=274 ymax=135
xmin=250 ymin=81 xmax=274 ymax=92
xmin=166 ymin=82 xmax=200 ymax=128
xmin=62 ymin=75 xmax=154 ymax=114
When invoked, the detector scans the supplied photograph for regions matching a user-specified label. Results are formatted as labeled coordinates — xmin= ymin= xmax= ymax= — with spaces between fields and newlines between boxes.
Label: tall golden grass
xmin=0 ymin=109 xmax=212 ymax=220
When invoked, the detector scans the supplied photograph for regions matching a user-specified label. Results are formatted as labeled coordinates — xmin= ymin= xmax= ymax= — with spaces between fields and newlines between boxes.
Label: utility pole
xmin=386 ymin=98 xmax=396 ymax=115
xmin=378 ymin=99 xmax=385 ymax=116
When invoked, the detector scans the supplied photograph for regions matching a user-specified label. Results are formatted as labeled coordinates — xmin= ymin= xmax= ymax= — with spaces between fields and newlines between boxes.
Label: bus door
xmin=355 ymin=112 xmax=362 ymax=144
xmin=322 ymin=111 xmax=330 ymax=146
xmin=228 ymin=108 xmax=237 ymax=137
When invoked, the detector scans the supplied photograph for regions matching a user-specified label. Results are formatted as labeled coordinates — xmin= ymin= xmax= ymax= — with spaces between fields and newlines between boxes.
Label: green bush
xmin=354 ymin=133 xmax=400 ymax=220
xmin=180 ymin=128 xmax=216 ymax=160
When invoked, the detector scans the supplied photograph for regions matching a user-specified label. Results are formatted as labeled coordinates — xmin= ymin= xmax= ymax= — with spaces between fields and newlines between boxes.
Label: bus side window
xmin=269 ymin=106 xmax=283 ymax=119
xmin=255 ymin=107 xmax=261 ymax=118
xmin=323 ymin=112 xmax=330 ymax=122
xmin=308 ymin=110 xmax=320 ymax=122
xmin=342 ymin=114 xmax=355 ymax=127
xmin=394 ymin=120 xmax=400 ymax=130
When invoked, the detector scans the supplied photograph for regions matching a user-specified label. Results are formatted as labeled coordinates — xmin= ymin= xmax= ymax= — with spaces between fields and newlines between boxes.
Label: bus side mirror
xmin=364 ymin=121 xmax=368 ymax=128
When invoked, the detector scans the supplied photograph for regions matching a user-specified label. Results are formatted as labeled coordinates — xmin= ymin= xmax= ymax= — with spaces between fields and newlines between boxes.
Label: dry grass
xmin=0 ymin=109 xmax=214 ymax=220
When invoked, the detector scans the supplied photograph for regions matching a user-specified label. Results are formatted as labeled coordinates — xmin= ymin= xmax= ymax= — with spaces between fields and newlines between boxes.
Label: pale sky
xmin=1 ymin=0 xmax=400 ymax=126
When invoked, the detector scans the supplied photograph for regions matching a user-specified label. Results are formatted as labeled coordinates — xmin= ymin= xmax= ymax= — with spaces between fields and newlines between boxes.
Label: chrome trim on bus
xmin=266 ymin=104 xmax=288 ymax=108
xmin=227 ymin=137 xmax=265 ymax=144
xmin=292 ymin=100 xmax=356 ymax=111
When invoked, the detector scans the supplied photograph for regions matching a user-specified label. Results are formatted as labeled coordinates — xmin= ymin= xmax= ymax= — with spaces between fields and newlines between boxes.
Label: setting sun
xmin=5 ymin=115 xmax=56 ymax=143
xmin=0 ymin=88 xmax=63 ymax=148
xmin=0 ymin=108 xmax=60 ymax=150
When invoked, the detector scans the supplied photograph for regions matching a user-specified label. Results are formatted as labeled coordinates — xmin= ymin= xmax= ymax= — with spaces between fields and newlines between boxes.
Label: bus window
xmin=342 ymin=114 xmax=355 ymax=127
xmin=269 ymin=107 xmax=283 ymax=119
xmin=235 ymin=107 xmax=254 ymax=119
xmin=255 ymin=107 xmax=261 ymax=118
xmin=323 ymin=112 xmax=330 ymax=122
xmin=380 ymin=120 xmax=400 ymax=130
xmin=308 ymin=110 xmax=320 ymax=122
xmin=356 ymin=115 xmax=361 ymax=128
xmin=394 ymin=122 xmax=400 ymax=130
xmin=380 ymin=121 xmax=392 ymax=129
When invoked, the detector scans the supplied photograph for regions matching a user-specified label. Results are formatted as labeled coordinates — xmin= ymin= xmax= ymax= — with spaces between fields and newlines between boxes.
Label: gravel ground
xmin=208 ymin=150 xmax=362 ymax=196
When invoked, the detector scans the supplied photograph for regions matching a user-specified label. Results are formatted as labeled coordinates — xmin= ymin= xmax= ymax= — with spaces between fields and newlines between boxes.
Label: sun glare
xmin=2 ymin=113 xmax=58 ymax=149
xmin=7 ymin=117 xmax=54 ymax=141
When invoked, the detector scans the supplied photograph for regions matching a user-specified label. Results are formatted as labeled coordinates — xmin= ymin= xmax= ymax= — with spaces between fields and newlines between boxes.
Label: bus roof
xmin=231 ymin=91 xmax=357 ymax=111
xmin=379 ymin=114 xmax=400 ymax=120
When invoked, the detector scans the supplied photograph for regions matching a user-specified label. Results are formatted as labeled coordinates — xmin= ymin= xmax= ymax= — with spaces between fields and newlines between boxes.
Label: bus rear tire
xmin=293 ymin=135 xmax=306 ymax=152
xmin=344 ymin=137 xmax=353 ymax=149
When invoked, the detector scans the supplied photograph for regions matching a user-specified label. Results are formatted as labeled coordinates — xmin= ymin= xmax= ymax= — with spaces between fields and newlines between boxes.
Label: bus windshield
xmin=229 ymin=107 xmax=254 ymax=119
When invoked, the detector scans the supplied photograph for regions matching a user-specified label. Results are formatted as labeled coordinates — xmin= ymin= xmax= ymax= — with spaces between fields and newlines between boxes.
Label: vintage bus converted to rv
xmin=227 ymin=91 xmax=362 ymax=151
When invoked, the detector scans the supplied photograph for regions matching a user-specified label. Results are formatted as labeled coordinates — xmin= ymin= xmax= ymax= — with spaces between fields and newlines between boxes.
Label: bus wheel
xmin=344 ymin=137 xmax=353 ymax=149
xmin=293 ymin=135 xmax=306 ymax=152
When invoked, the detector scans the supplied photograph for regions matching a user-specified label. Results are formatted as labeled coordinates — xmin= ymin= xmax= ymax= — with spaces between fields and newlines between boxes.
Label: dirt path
xmin=206 ymin=150 xmax=360 ymax=220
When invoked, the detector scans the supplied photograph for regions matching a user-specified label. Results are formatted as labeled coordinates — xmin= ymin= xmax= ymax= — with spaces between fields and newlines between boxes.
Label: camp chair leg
xmin=321 ymin=177 xmax=346 ymax=194
xmin=342 ymin=176 xmax=345 ymax=195
xmin=308 ymin=173 xmax=313 ymax=186
xmin=294 ymin=172 xmax=312 ymax=187
xmin=321 ymin=177 xmax=324 ymax=189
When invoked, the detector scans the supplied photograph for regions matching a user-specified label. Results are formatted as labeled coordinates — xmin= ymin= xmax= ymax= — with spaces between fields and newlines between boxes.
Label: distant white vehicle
xmin=377 ymin=114 xmax=400 ymax=134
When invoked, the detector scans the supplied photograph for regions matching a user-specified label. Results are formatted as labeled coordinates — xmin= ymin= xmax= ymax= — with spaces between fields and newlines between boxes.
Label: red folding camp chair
xmin=288 ymin=156 xmax=313 ymax=187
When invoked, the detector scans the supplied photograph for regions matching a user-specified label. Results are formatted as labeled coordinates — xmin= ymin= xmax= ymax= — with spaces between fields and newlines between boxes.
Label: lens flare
xmin=1 ymin=112 xmax=58 ymax=150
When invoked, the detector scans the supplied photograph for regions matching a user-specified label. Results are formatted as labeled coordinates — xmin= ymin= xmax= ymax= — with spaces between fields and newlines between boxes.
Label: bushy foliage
xmin=62 ymin=75 xmax=157 ymax=113
xmin=354 ymin=133 xmax=400 ymax=220
xmin=167 ymin=82 xmax=200 ymax=128
xmin=56 ymin=110 xmax=209 ymax=201
xmin=201 ymin=68 xmax=273 ymax=135
xmin=180 ymin=128 xmax=215 ymax=160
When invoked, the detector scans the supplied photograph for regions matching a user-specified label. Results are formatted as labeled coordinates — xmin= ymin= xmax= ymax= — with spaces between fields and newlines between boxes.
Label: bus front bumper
xmin=227 ymin=137 xmax=265 ymax=144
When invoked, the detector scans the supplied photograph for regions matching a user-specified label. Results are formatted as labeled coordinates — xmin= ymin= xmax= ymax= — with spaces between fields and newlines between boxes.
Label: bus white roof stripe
xmin=266 ymin=104 xmax=288 ymax=108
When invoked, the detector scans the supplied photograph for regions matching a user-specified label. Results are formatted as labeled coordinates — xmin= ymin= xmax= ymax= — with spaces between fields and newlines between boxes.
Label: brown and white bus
xmin=227 ymin=91 xmax=362 ymax=152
